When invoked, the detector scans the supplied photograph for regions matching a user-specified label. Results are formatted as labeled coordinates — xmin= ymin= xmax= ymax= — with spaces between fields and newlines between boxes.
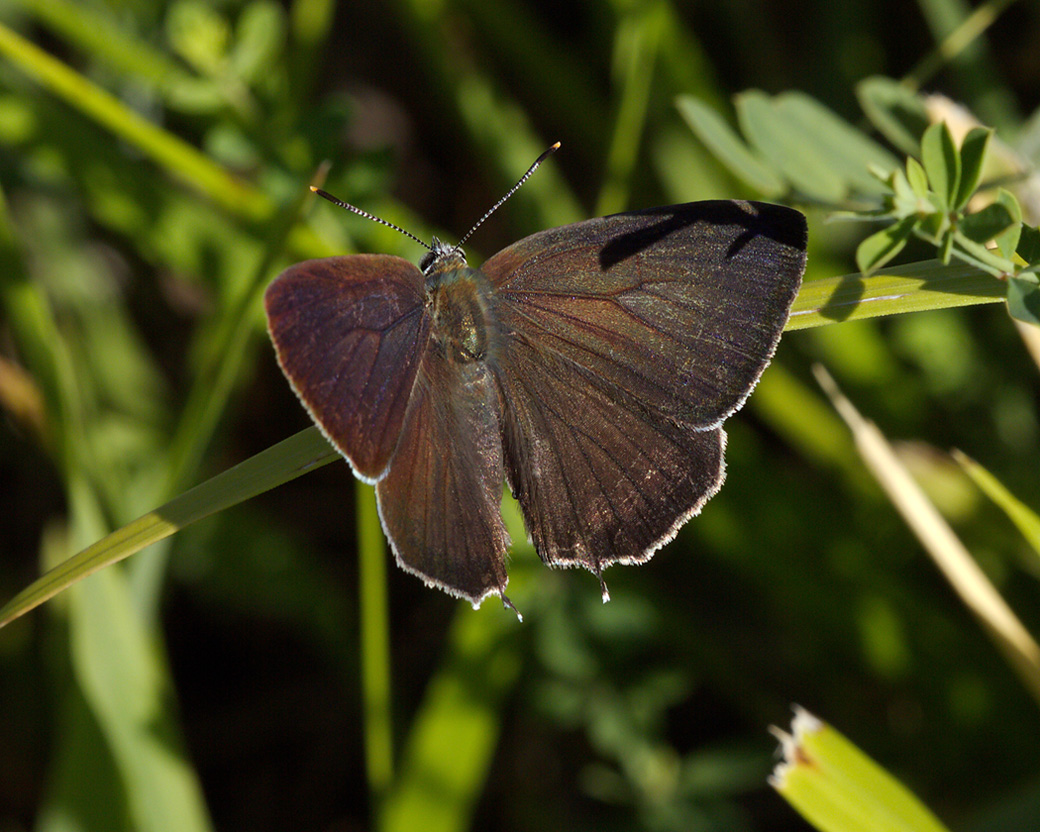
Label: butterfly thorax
xmin=425 ymin=264 xmax=496 ymax=365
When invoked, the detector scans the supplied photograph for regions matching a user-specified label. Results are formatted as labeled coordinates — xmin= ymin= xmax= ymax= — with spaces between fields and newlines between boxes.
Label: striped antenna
xmin=453 ymin=142 xmax=560 ymax=253
xmin=309 ymin=187 xmax=432 ymax=250
xmin=309 ymin=142 xmax=561 ymax=259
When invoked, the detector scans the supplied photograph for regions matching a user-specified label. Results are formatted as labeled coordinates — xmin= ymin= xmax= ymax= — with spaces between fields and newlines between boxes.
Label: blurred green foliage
xmin=1 ymin=1 xmax=1040 ymax=831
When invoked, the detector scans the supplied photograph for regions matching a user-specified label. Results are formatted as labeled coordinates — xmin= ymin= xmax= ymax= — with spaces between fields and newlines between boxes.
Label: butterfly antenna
xmin=309 ymin=186 xmax=433 ymax=251
xmin=452 ymin=142 xmax=560 ymax=254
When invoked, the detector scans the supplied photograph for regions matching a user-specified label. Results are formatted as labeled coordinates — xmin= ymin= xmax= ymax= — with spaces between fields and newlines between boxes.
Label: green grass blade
xmin=953 ymin=450 xmax=1040 ymax=558
xmin=786 ymin=260 xmax=1006 ymax=331
xmin=358 ymin=482 xmax=394 ymax=811
xmin=0 ymin=427 xmax=337 ymax=628
xmin=815 ymin=365 xmax=1040 ymax=705
xmin=20 ymin=0 xmax=191 ymax=90
xmin=0 ymin=21 xmax=271 ymax=222
xmin=68 ymin=493 xmax=214 ymax=832
xmin=379 ymin=603 xmax=523 ymax=832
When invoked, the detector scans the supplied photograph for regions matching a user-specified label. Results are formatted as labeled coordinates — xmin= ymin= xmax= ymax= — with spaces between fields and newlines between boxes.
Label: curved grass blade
xmin=0 ymin=427 xmax=337 ymax=629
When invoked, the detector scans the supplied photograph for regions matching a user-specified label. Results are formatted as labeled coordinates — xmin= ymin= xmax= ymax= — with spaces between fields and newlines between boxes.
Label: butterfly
xmin=265 ymin=146 xmax=807 ymax=612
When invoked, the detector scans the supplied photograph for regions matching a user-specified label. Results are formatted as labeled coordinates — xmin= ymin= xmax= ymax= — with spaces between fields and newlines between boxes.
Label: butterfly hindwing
xmin=493 ymin=337 xmax=726 ymax=576
xmin=375 ymin=343 xmax=510 ymax=603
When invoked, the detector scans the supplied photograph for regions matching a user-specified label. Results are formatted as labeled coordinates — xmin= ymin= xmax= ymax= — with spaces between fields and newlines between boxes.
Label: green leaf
xmin=675 ymin=95 xmax=785 ymax=196
xmin=1007 ymin=273 xmax=1040 ymax=327
xmin=921 ymin=122 xmax=959 ymax=212
xmin=906 ymin=157 xmax=929 ymax=199
xmin=772 ymin=707 xmax=953 ymax=832
xmin=165 ymin=0 xmax=230 ymax=76
xmin=856 ymin=76 xmax=931 ymax=156
xmin=958 ymin=202 xmax=1015 ymax=245
xmin=994 ymin=189 xmax=1023 ymax=260
xmin=736 ymin=90 xmax=848 ymax=203
xmin=1017 ymin=224 xmax=1040 ymax=266
xmin=889 ymin=168 xmax=918 ymax=214
xmin=856 ymin=216 xmax=918 ymax=275
xmin=773 ymin=92 xmax=900 ymax=195
xmin=230 ymin=0 xmax=286 ymax=83
xmin=953 ymin=127 xmax=992 ymax=211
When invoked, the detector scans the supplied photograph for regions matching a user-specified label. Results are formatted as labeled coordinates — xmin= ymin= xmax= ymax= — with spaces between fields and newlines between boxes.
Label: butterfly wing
xmin=375 ymin=346 xmax=510 ymax=605
xmin=265 ymin=254 xmax=431 ymax=481
xmin=482 ymin=201 xmax=806 ymax=577
xmin=486 ymin=201 xmax=807 ymax=427
xmin=493 ymin=337 xmax=726 ymax=580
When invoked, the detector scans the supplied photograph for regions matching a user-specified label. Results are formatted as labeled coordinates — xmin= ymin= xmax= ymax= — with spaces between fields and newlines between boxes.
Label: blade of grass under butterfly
xmin=0 ymin=427 xmax=337 ymax=629
xmin=2 ymin=257 xmax=1011 ymax=629
xmin=786 ymin=260 xmax=1006 ymax=331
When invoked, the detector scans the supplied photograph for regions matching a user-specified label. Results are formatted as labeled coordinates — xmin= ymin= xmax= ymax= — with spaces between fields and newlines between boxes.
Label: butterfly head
xmin=420 ymin=237 xmax=468 ymax=275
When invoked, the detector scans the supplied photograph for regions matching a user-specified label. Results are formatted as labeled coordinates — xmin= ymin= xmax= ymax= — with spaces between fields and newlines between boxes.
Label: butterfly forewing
xmin=483 ymin=201 xmax=807 ymax=428
xmin=375 ymin=343 xmax=510 ymax=603
xmin=264 ymin=255 xmax=431 ymax=481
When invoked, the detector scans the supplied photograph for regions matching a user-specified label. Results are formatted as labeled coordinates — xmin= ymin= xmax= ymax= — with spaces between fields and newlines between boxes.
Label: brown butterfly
xmin=265 ymin=147 xmax=806 ymax=612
